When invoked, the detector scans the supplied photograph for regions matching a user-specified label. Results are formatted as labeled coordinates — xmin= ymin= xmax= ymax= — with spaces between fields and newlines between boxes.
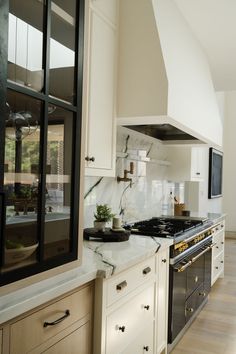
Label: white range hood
xmin=117 ymin=0 xmax=223 ymax=148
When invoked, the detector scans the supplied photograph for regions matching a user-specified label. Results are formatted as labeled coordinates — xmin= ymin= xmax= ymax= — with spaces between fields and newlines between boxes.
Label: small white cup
xmin=112 ymin=217 xmax=121 ymax=229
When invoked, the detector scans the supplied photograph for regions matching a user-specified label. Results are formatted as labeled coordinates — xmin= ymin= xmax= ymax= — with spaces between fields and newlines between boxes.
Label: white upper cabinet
xmin=167 ymin=146 xmax=206 ymax=182
xmin=83 ymin=0 xmax=117 ymax=176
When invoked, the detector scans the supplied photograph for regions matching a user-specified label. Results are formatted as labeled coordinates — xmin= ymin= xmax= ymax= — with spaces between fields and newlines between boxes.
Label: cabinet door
xmin=42 ymin=322 xmax=91 ymax=354
xmin=106 ymin=284 xmax=155 ymax=354
xmin=90 ymin=0 xmax=117 ymax=25
xmin=122 ymin=324 xmax=154 ymax=354
xmin=191 ymin=147 xmax=205 ymax=180
xmin=85 ymin=6 xmax=116 ymax=176
xmin=156 ymin=249 xmax=169 ymax=354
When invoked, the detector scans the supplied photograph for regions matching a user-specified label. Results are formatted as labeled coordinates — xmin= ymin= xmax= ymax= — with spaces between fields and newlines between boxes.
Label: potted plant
xmin=94 ymin=204 xmax=115 ymax=231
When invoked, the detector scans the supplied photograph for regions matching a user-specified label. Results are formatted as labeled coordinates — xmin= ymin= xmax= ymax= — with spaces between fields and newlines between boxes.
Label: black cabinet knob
xmin=118 ymin=325 xmax=125 ymax=332
xmin=85 ymin=156 xmax=95 ymax=162
xmin=143 ymin=266 xmax=151 ymax=275
xmin=143 ymin=346 xmax=149 ymax=351
xmin=144 ymin=305 xmax=150 ymax=310
xmin=162 ymin=259 xmax=167 ymax=263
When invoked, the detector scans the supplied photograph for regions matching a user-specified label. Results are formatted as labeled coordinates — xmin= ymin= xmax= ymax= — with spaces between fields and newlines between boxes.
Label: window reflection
xmin=49 ymin=0 xmax=76 ymax=103
xmin=44 ymin=106 xmax=73 ymax=259
xmin=3 ymin=90 xmax=41 ymax=271
xmin=8 ymin=0 xmax=45 ymax=91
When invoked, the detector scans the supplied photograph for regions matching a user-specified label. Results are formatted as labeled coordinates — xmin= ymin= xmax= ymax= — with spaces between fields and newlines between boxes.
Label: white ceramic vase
xmin=94 ymin=221 xmax=106 ymax=232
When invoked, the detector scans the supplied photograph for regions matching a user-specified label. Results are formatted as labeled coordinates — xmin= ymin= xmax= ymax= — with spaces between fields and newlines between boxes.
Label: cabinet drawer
xmin=40 ymin=322 xmax=91 ymax=354
xmin=212 ymin=222 xmax=225 ymax=236
xmin=121 ymin=323 xmax=154 ymax=354
xmin=106 ymin=257 xmax=155 ymax=307
xmin=212 ymin=234 xmax=224 ymax=258
xmin=10 ymin=284 xmax=93 ymax=354
xmin=212 ymin=252 xmax=224 ymax=283
xmin=106 ymin=283 xmax=155 ymax=354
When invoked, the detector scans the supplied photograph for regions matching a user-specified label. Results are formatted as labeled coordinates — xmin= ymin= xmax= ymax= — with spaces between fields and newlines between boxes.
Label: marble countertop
xmin=0 ymin=235 xmax=173 ymax=325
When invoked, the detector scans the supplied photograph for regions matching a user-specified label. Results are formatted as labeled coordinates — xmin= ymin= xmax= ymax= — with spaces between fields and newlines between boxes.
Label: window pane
xmin=49 ymin=0 xmax=76 ymax=104
xmin=44 ymin=106 xmax=73 ymax=259
xmin=2 ymin=90 xmax=42 ymax=272
xmin=8 ymin=0 xmax=45 ymax=92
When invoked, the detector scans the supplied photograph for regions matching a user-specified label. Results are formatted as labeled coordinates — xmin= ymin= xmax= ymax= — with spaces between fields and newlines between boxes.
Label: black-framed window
xmin=0 ymin=0 xmax=84 ymax=286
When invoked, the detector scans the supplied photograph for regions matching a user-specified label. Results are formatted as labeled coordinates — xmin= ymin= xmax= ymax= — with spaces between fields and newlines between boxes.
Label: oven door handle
xmin=173 ymin=243 xmax=215 ymax=272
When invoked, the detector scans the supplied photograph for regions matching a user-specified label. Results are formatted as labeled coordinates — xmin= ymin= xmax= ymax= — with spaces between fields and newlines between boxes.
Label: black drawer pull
xmin=215 ymin=266 xmax=219 ymax=269
xmin=144 ymin=305 xmax=150 ymax=310
xmin=221 ymin=224 xmax=224 ymax=228
xmin=221 ymin=241 xmax=224 ymax=244
xmin=143 ymin=346 xmax=149 ymax=351
xmin=143 ymin=267 xmax=151 ymax=275
xmin=118 ymin=325 xmax=126 ymax=332
xmin=116 ymin=280 xmax=127 ymax=291
xmin=162 ymin=259 xmax=167 ymax=263
xmin=216 ymin=246 xmax=219 ymax=249
xmin=43 ymin=310 xmax=70 ymax=328
xmin=196 ymin=172 xmax=200 ymax=175
xmin=221 ymin=260 xmax=224 ymax=264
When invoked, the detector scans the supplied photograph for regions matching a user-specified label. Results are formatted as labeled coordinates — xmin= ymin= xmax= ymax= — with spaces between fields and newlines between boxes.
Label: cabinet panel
xmin=106 ymin=284 xmax=155 ymax=354
xmin=90 ymin=0 xmax=117 ymax=25
xmin=42 ymin=322 xmax=91 ymax=354
xmin=84 ymin=5 xmax=116 ymax=176
xmin=122 ymin=324 xmax=154 ymax=354
xmin=0 ymin=329 xmax=2 ymax=354
xmin=106 ymin=257 xmax=155 ymax=307
xmin=10 ymin=285 xmax=93 ymax=354
xmin=190 ymin=147 xmax=205 ymax=180
xmin=156 ymin=249 xmax=169 ymax=354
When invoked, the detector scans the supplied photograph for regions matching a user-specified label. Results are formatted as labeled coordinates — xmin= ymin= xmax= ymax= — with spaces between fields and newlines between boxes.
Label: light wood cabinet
xmin=211 ymin=221 xmax=225 ymax=286
xmin=0 ymin=329 xmax=2 ymax=354
xmin=156 ymin=249 xmax=169 ymax=354
xmin=83 ymin=0 xmax=117 ymax=177
xmin=1 ymin=283 xmax=93 ymax=354
xmin=167 ymin=146 xmax=205 ymax=182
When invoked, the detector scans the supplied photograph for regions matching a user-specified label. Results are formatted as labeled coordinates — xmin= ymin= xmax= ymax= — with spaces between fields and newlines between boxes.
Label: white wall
xmin=152 ymin=0 xmax=223 ymax=148
xmin=223 ymin=91 xmax=236 ymax=231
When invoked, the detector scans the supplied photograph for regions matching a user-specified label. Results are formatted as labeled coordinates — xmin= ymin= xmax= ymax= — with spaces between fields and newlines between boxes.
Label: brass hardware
xmin=199 ymin=292 xmax=206 ymax=297
xmin=186 ymin=307 xmax=194 ymax=313
xmin=116 ymin=280 xmax=127 ymax=291
xmin=194 ymin=275 xmax=199 ymax=283
xmin=117 ymin=162 xmax=134 ymax=184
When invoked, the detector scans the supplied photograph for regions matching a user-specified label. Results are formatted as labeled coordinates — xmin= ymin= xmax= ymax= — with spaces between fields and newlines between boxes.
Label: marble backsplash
xmin=84 ymin=126 xmax=184 ymax=228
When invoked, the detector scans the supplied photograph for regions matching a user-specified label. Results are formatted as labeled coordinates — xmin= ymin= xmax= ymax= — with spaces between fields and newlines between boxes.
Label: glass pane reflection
xmin=8 ymin=0 xmax=45 ymax=91
xmin=3 ymin=90 xmax=42 ymax=271
xmin=49 ymin=0 xmax=76 ymax=103
xmin=44 ymin=106 xmax=73 ymax=259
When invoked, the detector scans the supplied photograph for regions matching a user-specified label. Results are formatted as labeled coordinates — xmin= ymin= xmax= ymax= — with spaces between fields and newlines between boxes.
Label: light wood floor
xmin=172 ymin=238 xmax=236 ymax=354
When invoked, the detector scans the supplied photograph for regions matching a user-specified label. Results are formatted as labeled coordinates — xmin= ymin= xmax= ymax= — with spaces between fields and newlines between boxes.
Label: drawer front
xmin=121 ymin=323 xmax=154 ymax=354
xmin=10 ymin=284 xmax=93 ymax=354
xmin=212 ymin=232 xmax=224 ymax=258
xmin=185 ymin=283 xmax=205 ymax=323
xmin=212 ymin=222 xmax=225 ymax=236
xmin=106 ymin=283 xmax=155 ymax=354
xmin=212 ymin=252 xmax=224 ymax=283
xmin=106 ymin=257 xmax=155 ymax=307
xmin=41 ymin=322 xmax=91 ymax=354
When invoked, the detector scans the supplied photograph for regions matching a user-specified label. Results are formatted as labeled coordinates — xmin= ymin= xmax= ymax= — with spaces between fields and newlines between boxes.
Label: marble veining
xmin=84 ymin=126 xmax=185 ymax=228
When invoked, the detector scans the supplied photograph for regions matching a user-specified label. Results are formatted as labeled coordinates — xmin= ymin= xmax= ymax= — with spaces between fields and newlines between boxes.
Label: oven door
xmin=168 ymin=241 xmax=213 ymax=344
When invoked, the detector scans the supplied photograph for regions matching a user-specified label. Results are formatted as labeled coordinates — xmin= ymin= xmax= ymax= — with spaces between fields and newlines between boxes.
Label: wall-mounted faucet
xmin=117 ymin=162 xmax=134 ymax=185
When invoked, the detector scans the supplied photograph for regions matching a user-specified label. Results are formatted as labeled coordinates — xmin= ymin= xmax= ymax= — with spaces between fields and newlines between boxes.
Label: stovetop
xmin=124 ymin=217 xmax=208 ymax=239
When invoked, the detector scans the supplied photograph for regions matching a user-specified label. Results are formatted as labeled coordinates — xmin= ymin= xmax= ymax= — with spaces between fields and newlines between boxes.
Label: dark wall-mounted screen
xmin=208 ymin=148 xmax=223 ymax=199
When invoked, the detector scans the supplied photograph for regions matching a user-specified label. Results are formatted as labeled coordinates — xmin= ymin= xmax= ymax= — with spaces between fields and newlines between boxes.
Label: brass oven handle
xmin=174 ymin=243 xmax=215 ymax=272
xmin=43 ymin=310 xmax=70 ymax=327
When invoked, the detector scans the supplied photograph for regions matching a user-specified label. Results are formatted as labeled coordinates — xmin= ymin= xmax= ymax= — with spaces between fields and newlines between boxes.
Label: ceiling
xmin=174 ymin=0 xmax=236 ymax=91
